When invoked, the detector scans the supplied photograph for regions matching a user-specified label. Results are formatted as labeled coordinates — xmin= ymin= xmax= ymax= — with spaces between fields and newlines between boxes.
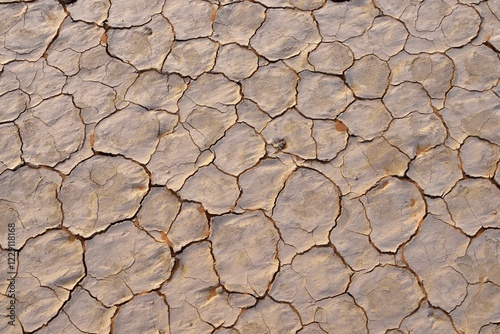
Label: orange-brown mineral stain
xmin=335 ymin=120 xmax=348 ymax=132
xmin=61 ymin=226 xmax=76 ymax=242
xmin=416 ymin=146 xmax=428 ymax=155
xmin=160 ymin=231 xmax=174 ymax=248
xmin=89 ymin=131 xmax=95 ymax=147
xmin=101 ymin=32 xmax=108 ymax=45
xmin=206 ymin=286 xmax=217 ymax=301
xmin=210 ymin=9 xmax=217 ymax=23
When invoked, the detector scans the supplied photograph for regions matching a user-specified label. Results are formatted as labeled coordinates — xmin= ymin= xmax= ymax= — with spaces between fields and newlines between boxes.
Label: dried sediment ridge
xmin=0 ymin=0 xmax=499 ymax=333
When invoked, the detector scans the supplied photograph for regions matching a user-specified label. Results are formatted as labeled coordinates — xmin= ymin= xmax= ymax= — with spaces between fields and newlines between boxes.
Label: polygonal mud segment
xmin=0 ymin=3 xmax=25 ymax=63
xmin=282 ymin=41 xmax=317 ymax=73
xmin=234 ymin=298 xmax=302 ymax=334
xmin=16 ymin=95 xmax=85 ymax=167
xmin=414 ymin=0 xmax=454 ymax=32
xmin=480 ymin=324 xmax=500 ymax=334
xmin=461 ymin=137 xmax=500 ymax=178
xmin=106 ymin=0 xmax=163 ymax=28
xmin=418 ymin=266 xmax=470 ymax=312
xmin=31 ymin=312 xmax=83 ymax=334
xmin=163 ymin=0 xmax=217 ymax=40
xmin=178 ymin=164 xmax=239 ymax=215
xmin=163 ymin=38 xmax=218 ymax=78
xmin=298 ymin=323 xmax=327 ymax=334
xmin=396 ymin=0 xmax=456 ymax=54
xmin=146 ymin=125 xmax=204 ymax=189
xmin=108 ymin=14 xmax=174 ymax=71
xmin=345 ymin=55 xmax=390 ymax=98
xmin=93 ymin=105 xmax=160 ymax=164
xmin=180 ymin=104 xmax=237 ymax=151
xmin=404 ymin=215 xmax=470 ymax=312
xmin=46 ymin=18 xmax=104 ymax=76
xmin=297 ymin=71 xmax=354 ymax=119
xmin=308 ymin=42 xmax=354 ymax=75
xmin=475 ymin=1 xmax=500 ymax=50
xmin=242 ymin=62 xmax=299 ymax=117
xmin=272 ymin=168 xmax=341 ymax=253
xmin=63 ymin=77 xmax=117 ymax=124
xmin=330 ymin=197 xmax=394 ymax=272
xmin=252 ymin=0 xmax=293 ymax=7
xmin=345 ymin=16 xmax=408 ymax=60
xmin=459 ymin=229 xmax=500 ymax=286
xmin=125 ymin=70 xmax=187 ymax=112
xmin=250 ymin=8 xmax=321 ymax=61
xmin=237 ymin=158 xmax=295 ymax=212
xmin=2 ymin=57 xmax=68 ymax=107
xmin=16 ymin=230 xmax=85 ymax=332
xmin=213 ymin=44 xmax=259 ymax=81
xmin=314 ymin=0 xmax=379 ymax=42
xmin=212 ymin=1 xmax=266 ymax=45
xmin=337 ymin=99 xmax=392 ymax=140
xmin=291 ymin=0 xmax=325 ymax=10
xmin=389 ymin=51 xmax=454 ymax=100
xmin=79 ymin=275 xmax=133 ymax=308
xmin=41 ymin=287 xmax=116 ymax=334
xmin=0 ymin=167 xmax=62 ymax=250
xmin=312 ymin=120 xmax=349 ymax=161
xmin=384 ymin=112 xmax=447 ymax=158
xmin=162 ymin=242 xmax=241 ymax=330
xmin=0 ymin=124 xmax=22 ymax=174
xmin=0 ymin=0 xmax=66 ymax=62
xmin=292 ymin=247 xmax=352 ymax=300
xmin=425 ymin=196 xmax=456 ymax=225
xmin=0 ymin=90 xmax=29 ymax=123
xmin=65 ymin=0 xmax=110 ymax=25
xmin=451 ymin=283 xmax=500 ymax=334
xmin=267 ymin=267 xmax=307 ymax=316
xmin=349 ymin=266 xmax=424 ymax=334
xmin=314 ymin=295 xmax=368 ymax=334
xmin=184 ymin=73 xmax=241 ymax=108
xmin=261 ymin=109 xmax=316 ymax=160
xmin=360 ymin=177 xmax=425 ymax=253
xmin=444 ymin=179 xmax=500 ymax=235
xmin=235 ymin=99 xmax=269 ymax=129
xmin=398 ymin=301 xmax=458 ymax=334
xmin=77 ymin=46 xmax=138 ymax=108
xmin=270 ymin=247 xmax=353 ymax=323
xmin=55 ymin=122 xmax=98 ymax=173
xmin=84 ymin=222 xmax=173 ymax=304
xmin=136 ymin=186 xmax=181 ymax=242
xmin=59 ymin=155 xmax=149 ymax=238
xmin=168 ymin=302 xmax=214 ymax=334
xmin=228 ymin=293 xmax=257 ymax=309
xmin=440 ymin=87 xmax=500 ymax=146
xmin=383 ymin=82 xmax=433 ymax=118
xmin=373 ymin=0 xmax=411 ymax=18
xmin=329 ymin=137 xmax=410 ymax=197
xmin=167 ymin=202 xmax=209 ymax=252
xmin=441 ymin=4 xmax=481 ymax=48
xmin=113 ymin=293 xmax=170 ymax=334
xmin=212 ymin=123 xmax=266 ymax=176
xmin=407 ymin=145 xmax=462 ymax=196
xmin=447 ymin=44 xmax=500 ymax=91
xmin=210 ymin=212 xmax=279 ymax=296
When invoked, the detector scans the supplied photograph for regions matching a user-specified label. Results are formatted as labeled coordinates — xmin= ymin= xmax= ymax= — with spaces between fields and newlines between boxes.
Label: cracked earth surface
xmin=0 ymin=0 xmax=499 ymax=333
